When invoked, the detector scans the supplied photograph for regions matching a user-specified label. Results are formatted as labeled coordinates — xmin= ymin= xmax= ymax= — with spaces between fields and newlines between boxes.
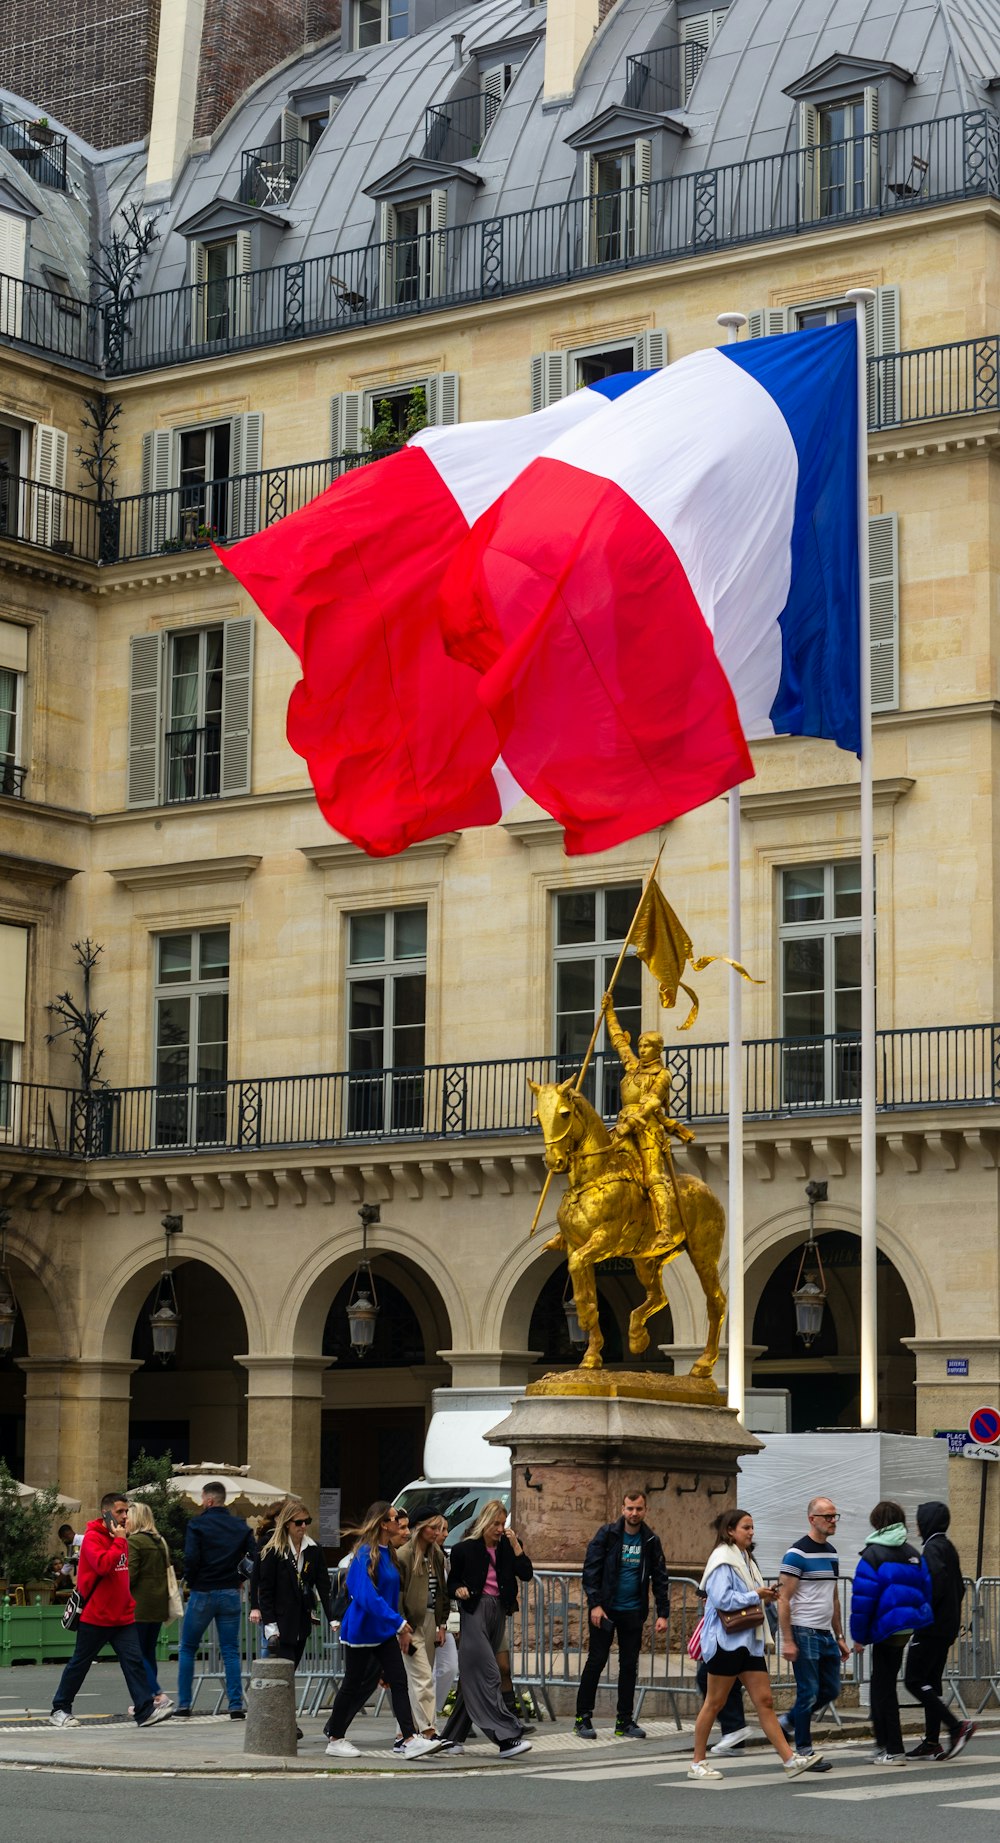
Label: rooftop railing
xmin=4 ymin=1025 xmax=1000 ymax=1160
xmin=2 ymin=110 xmax=999 ymax=376
xmin=424 ymin=91 xmax=501 ymax=161
xmin=623 ymin=40 xmax=706 ymax=113
xmin=0 ymin=108 xmax=68 ymax=190
xmin=239 ymin=135 xmax=310 ymax=206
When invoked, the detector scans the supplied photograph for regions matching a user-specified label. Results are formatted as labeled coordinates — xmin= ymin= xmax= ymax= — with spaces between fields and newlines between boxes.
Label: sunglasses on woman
xmin=291 ymin=1517 xmax=311 ymax=1527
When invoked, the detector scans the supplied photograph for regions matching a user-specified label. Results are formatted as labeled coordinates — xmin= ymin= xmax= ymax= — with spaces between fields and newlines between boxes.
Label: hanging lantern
xmin=347 ymin=1204 xmax=381 ymax=1356
xmin=0 ymin=1209 xmax=17 ymax=1356
xmin=792 ymin=1180 xmax=828 ymax=1348
xmin=149 ymin=1215 xmax=183 ymax=1361
xmin=561 ymin=1272 xmax=587 ymax=1348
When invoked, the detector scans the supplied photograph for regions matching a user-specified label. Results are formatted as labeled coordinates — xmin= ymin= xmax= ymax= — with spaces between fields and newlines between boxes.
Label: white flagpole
xmin=846 ymin=286 xmax=878 ymax=1431
xmin=717 ymin=310 xmax=748 ymax=1420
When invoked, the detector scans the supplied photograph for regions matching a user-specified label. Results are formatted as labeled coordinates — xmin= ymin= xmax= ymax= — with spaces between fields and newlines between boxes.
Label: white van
xmin=393 ymin=1386 xmax=523 ymax=1545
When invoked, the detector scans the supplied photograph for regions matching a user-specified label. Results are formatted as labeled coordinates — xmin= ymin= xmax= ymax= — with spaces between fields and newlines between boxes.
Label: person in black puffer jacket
xmin=903 ymin=1501 xmax=976 ymax=1760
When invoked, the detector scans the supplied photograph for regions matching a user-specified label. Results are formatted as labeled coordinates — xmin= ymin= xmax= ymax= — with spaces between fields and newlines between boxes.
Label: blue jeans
xmin=177 ymin=1589 xmax=244 ymax=1711
xmin=788 ymin=1625 xmax=842 ymax=1751
xmin=52 ymin=1620 xmax=154 ymax=1724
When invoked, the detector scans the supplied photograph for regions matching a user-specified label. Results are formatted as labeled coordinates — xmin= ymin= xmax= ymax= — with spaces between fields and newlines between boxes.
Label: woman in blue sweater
xmin=324 ymin=1503 xmax=444 ymax=1761
xmin=849 ymin=1499 xmax=933 ymax=1764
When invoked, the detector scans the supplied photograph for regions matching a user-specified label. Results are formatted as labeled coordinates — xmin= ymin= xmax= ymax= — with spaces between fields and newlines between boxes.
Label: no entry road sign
xmin=968 ymin=1406 xmax=1000 ymax=1445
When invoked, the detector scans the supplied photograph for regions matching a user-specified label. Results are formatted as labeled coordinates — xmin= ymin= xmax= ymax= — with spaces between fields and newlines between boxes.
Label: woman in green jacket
xmin=126 ymin=1502 xmax=173 ymax=1711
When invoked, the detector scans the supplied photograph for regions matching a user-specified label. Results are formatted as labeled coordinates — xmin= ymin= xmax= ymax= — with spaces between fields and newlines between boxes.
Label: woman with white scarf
xmin=689 ymin=1507 xmax=822 ymax=1782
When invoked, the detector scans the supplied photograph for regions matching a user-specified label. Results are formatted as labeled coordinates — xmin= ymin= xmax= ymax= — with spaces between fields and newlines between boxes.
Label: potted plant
xmin=29 ymin=117 xmax=55 ymax=149
xmin=0 ymin=1459 xmax=62 ymax=1599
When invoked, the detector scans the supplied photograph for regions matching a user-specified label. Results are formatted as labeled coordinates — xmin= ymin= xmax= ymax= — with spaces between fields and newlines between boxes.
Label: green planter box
xmin=1 ymin=1598 xmax=180 ymax=1668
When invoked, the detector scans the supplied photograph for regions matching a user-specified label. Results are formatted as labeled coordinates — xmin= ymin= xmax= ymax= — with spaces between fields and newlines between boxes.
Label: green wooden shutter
xmin=140 ymin=429 xmax=175 ymax=554
xmin=869 ymin=512 xmax=898 ymax=713
xmin=530 ymin=353 xmax=569 ymax=412
xmin=127 ymin=631 xmax=165 ymax=808
xmin=425 ymin=373 xmax=460 ymax=425
xmin=229 ymin=411 xmax=264 ymax=539
xmin=220 ymin=615 xmax=254 ymax=797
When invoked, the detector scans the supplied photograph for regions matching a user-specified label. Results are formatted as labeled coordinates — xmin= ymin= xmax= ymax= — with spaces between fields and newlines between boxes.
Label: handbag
xmin=162 ymin=1541 xmax=184 ymax=1622
xmin=687 ymin=1615 xmax=704 ymax=1661
xmin=719 ymin=1604 xmax=766 ymax=1635
xmin=61 ymin=1581 xmax=95 ymax=1632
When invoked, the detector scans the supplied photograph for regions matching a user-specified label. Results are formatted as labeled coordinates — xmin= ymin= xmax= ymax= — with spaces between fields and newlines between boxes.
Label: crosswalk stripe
xmin=799 ymin=1771 xmax=1000 ymax=1802
xmin=940 ymin=1798 xmax=1000 ymax=1809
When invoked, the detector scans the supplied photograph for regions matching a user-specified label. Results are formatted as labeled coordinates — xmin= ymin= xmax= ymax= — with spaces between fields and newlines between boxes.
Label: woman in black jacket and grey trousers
xmin=438 ymin=1500 xmax=533 ymax=1760
xmin=257 ymin=1500 xmax=335 ymax=1669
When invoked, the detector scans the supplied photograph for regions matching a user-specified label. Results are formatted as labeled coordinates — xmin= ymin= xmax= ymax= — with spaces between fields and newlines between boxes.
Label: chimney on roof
xmin=145 ymin=0 xmax=206 ymax=203
xmin=452 ymin=32 xmax=465 ymax=70
xmin=544 ymin=0 xmax=601 ymax=101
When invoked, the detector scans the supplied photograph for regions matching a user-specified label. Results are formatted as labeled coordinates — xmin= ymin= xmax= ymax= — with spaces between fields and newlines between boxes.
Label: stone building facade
xmin=1 ymin=0 xmax=999 ymax=1566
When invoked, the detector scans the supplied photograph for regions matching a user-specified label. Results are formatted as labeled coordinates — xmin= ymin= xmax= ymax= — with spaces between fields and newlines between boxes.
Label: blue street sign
xmin=946 ymin=1358 xmax=969 ymax=1376
xmin=934 ymin=1431 xmax=968 ymax=1456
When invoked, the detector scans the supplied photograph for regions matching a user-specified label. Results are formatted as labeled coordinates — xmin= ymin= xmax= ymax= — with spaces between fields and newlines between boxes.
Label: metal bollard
xmin=244 ymin=1655 xmax=298 ymax=1757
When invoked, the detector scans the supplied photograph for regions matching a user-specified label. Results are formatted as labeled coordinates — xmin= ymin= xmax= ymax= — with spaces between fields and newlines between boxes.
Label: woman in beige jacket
xmin=396 ymin=1506 xmax=451 ymax=1738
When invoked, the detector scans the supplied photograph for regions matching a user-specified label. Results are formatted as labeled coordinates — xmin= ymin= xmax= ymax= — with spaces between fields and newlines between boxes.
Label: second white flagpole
xmin=717 ymin=310 xmax=748 ymax=1421
xmin=846 ymin=286 xmax=878 ymax=1431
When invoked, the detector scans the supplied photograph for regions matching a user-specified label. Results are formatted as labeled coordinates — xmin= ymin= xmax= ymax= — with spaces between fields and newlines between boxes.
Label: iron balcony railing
xmin=239 ymin=136 xmax=310 ymax=206
xmin=106 ymin=110 xmax=1000 ymax=374
xmin=0 ymin=273 xmax=100 ymax=367
xmin=623 ymin=40 xmax=706 ymax=113
xmin=164 ymin=724 xmax=222 ymax=803
xmin=0 ymin=109 xmax=68 ymax=190
xmin=5 ymin=1026 xmax=1000 ymax=1160
xmin=0 ymin=453 xmax=378 ymax=566
xmin=0 ymin=762 xmax=27 ymax=798
xmin=424 ymin=91 xmax=501 ymax=162
xmin=1 ymin=109 xmax=999 ymax=375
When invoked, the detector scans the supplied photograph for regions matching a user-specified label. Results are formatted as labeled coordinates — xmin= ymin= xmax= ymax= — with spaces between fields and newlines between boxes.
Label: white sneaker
xmin=325 ymin=1738 xmax=361 ymax=1758
xmin=400 ymin=1734 xmax=446 ymax=1759
xmin=138 ymin=1702 xmax=173 ymax=1728
xmin=871 ymin=1751 xmax=906 ymax=1766
xmin=784 ymin=1751 xmax=821 ymax=1778
xmin=48 ymin=1710 xmax=80 ymax=1729
xmin=497 ymin=1739 xmax=532 ymax=1760
xmin=710 ymin=1725 xmax=754 ymax=1754
xmin=688 ymin=1759 xmax=723 ymax=1781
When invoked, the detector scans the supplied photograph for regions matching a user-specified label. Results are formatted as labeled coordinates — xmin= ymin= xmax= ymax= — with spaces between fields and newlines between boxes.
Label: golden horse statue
xmin=528 ymin=1077 xmax=727 ymax=1379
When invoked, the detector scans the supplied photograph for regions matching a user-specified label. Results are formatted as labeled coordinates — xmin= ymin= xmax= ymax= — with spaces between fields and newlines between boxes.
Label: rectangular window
xmin=572 ymin=343 xmax=640 ymax=388
xmin=553 ymin=884 xmax=642 ymax=1116
xmin=779 ymin=861 xmax=866 ymax=1107
xmin=346 ymin=907 xmax=426 ymax=1134
xmin=0 ymin=920 xmax=27 ymax=1136
xmin=178 ymin=423 xmax=232 ymax=544
xmin=818 ymin=97 xmax=867 ymax=217
xmin=591 ymin=150 xmax=635 ymax=266
xmin=355 ymin=0 xmax=407 ymax=48
xmin=0 ymin=424 xmax=24 ymax=539
xmin=165 ymin=625 xmax=223 ymax=804
xmin=0 ymin=1037 xmax=21 ymax=1134
xmin=390 ymin=200 xmax=431 ymax=304
xmin=0 ymin=620 xmax=27 ymax=798
xmin=153 ymin=928 xmax=230 ymax=1147
xmin=793 ymin=300 xmax=856 ymax=330
xmin=205 ymin=239 xmax=236 ymax=341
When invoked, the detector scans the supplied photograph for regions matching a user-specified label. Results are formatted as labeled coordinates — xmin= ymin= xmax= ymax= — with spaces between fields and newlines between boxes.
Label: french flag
xmin=220 ymin=322 xmax=860 ymax=857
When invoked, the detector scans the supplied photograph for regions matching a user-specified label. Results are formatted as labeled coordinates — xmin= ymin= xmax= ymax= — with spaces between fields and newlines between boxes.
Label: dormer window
xmin=584 ymin=142 xmax=652 ymax=265
xmin=378 ymin=194 xmax=447 ymax=305
xmin=354 ymin=0 xmax=407 ymax=48
xmin=786 ymin=57 xmax=905 ymax=224
xmin=679 ymin=8 xmax=729 ymax=103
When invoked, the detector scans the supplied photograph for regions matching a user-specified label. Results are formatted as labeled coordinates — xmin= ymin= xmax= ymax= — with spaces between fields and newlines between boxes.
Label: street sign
xmin=962 ymin=1443 xmax=1000 ymax=1461
xmin=935 ymin=1430 xmax=969 ymax=1456
xmin=968 ymin=1406 xmax=1000 ymax=1445
xmin=947 ymin=1358 xmax=970 ymax=1376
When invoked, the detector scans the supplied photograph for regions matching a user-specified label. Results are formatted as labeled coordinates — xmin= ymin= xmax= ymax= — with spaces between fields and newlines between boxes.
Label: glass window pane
xmin=393 ymin=973 xmax=425 ymax=1031
xmin=394 ymin=909 xmax=427 ymax=959
xmin=783 ymin=990 xmax=826 ymax=1036
xmin=196 ymin=992 xmax=228 ymax=1048
xmin=387 ymin=0 xmax=408 ymax=36
xmin=604 ymin=884 xmax=642 ymax=942
xmin=393 ymin=1021 xmax=425 ymax=1068
xmin=349 ymin=913 xmax=385 ymax=964
xmin=833 ymin=859 xmax=862 ymax=918
xmin=834 ymin=931 xmax=862 ymax=993
xmin=204 ymin=628 xmax=224 ymax=723
xmin=556 ymin=891 xmax=595 ymax=945
xmin=782 ymin=867 xmax=824 ymax=924
xmin=557 ymin=960 xmax=596 ymax=1015
xmin=198 ymin=928 xmax=230 ymax=980
xmin=782 ymin=938 xmax=824 ymax=994
xmin=349 ymin=977 xmax=384 ymax=1036
xmin=158 ymin=934 xmax=192 ymax=984
xmin=348 ymin=1029 xmax=383 ymax=1072
xmin=557 ymin=1013 xmax=595 ymax=1060
xmin=156 ymin=995 xmax=190 ymax=1064
xmin=834 ymin=986 xmax=862 ymax=1034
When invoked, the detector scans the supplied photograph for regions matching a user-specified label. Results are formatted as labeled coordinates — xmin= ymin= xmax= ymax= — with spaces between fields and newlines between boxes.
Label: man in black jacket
xmin=575 ymin=1489 xmax=670 ymax=1740
xmin=175 ymin=1481 xmax=256 ymax=1718
xmin=904 ymin=1500 xmax=975 ymax=1759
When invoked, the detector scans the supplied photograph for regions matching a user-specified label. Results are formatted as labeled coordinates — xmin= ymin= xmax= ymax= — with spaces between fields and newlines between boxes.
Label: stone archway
xmin=1 ymin=1230 xmax=82 ymax=1490
xmin=128 ymin=1259 xmax=251 ymax=1472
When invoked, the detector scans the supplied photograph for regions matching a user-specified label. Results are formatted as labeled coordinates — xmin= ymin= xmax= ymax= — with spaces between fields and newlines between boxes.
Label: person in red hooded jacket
xmin=48 ymin=1490 xmax=175 ymax=1729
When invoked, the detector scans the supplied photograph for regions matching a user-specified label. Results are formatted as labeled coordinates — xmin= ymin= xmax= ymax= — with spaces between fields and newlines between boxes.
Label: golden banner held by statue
xmin=630 ymin=879 xmax=761 ymax=1030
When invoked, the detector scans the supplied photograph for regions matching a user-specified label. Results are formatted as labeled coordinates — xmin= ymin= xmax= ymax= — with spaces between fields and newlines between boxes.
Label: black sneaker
xmin=615 ymin=1720 xmax=646 ymax=1739
xmin=229 ymin=1708 xmax=246 ymax=1721
xmin=574 ymin=1715 xmax=598 ymax=1740
xmin=172 ymin=1707 xmax=192 ymax=1718
xmin=907 ymin=1739 xmax=945 ymax=1759
xmin=945 ymin=1721 xmax=977 ymax=1759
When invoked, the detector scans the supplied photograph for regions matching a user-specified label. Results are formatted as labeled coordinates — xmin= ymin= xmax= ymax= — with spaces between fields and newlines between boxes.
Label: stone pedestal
xmin=486 ymin=1394 xmax=762 ymax=1573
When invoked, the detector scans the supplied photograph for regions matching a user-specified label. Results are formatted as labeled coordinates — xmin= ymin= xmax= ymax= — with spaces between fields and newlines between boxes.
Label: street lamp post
xmin=347 ymin=1202 xmax=381 ymax=1356
xmin=792 ymin=1179 xmax=828 ymax=1348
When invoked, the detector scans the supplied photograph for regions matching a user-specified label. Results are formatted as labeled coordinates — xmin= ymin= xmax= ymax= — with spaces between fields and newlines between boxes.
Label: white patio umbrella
xmin=13 ymin=1479 xmax=81 ymax=1513
xmin=128 ymin=1463 xmax=291 ymax=1519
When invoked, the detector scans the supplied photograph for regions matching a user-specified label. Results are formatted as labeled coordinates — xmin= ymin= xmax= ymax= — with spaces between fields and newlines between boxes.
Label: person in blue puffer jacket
xmin=323 ymin=1502 xmax=445 ymax=1762
xmin=849 ymin=1499 xmax=933 ymax=1764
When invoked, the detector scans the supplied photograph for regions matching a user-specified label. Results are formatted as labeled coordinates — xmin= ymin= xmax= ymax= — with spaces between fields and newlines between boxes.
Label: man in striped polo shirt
xmin=777 ymin=1497 xmax=849 ymax=1765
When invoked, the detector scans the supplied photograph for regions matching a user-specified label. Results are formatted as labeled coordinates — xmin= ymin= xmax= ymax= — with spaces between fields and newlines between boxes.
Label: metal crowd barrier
xmin=183 ymin=1570 xmax=1000 ymax=1723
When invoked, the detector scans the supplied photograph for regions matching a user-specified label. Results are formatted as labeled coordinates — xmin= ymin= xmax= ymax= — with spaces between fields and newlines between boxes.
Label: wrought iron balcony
xmin=623 ymin=40 xmax=706 ymax=113
xmin=0 ymin=761 xmax=27 ymax=798
xmin=0 ymin=107 xmax=68 ymax=190
xmin=2 ymin=110 xmax=1000 ymax=376
xmin=239 ymin=136 xmax=310 ymax=206
xmin=4 ymin=1025 xmax=1000 ymax=1161
xmin=164 ymin=724 xmax=222 ymax=803
xmin=424 ymin=92 xmax=501 ymax=162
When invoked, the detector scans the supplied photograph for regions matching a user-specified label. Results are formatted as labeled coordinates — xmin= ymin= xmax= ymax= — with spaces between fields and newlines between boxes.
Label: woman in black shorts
xmin=689 ymin=1507 xmax=820 ymax=1782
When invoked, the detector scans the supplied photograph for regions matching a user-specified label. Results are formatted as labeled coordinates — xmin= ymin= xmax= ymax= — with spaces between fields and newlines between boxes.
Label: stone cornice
xmin=0 ymin=849 xmax=80 ymax=885
xmin=107 ymin=854 xmax=261 ymax=892
xmin=301 ymin=835 xmax=460 ymax=867
xmin=735 ymin=775 xmax=914 ymax=822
